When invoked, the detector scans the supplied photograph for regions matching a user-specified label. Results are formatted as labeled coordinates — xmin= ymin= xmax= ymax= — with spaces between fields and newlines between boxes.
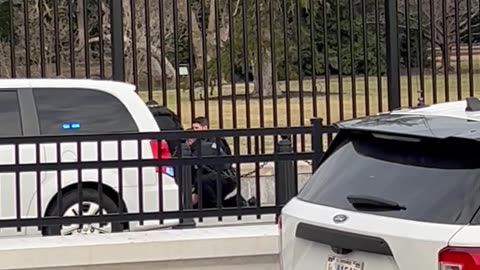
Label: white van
xmin=0 ymin=79 xmax=179 ymax=237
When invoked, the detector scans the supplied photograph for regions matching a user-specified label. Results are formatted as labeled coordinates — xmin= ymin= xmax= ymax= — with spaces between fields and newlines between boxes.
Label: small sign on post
xmin=179 ymin=64 xmax=189 ymax=77
xmin=179 ymin=64 xmax=194 ymax=101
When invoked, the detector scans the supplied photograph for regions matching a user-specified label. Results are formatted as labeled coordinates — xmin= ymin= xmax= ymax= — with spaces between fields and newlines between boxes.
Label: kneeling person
xmin=190 ymin=139 xmax=239 ymax=208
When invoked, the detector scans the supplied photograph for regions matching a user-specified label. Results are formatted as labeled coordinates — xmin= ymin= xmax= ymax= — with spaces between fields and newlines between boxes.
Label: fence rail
xmin=0 ymin=120 xmax=335 ymax=235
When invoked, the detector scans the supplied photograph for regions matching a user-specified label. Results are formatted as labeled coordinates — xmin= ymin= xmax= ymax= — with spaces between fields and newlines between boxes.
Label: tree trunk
xmin=190 ymin=10 xmax=206 ymax=69
xmin=252 ymin=50 xmax=275 ymax=97
xmin=188 ymin=0 xmax=233 ymax=71
xmin=77 ymin=0 xmax=85 ymax=60
xmin=438 ymin=44 xmax=455 ymax=72
xmin=151 ymin=46 xmax=177 ymax=83
xmin=177 ymin=0 xmax=206 ymax=69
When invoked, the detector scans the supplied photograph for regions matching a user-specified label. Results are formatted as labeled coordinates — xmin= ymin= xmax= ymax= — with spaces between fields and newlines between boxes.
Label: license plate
xmin=326 ymin=256 xmax=364 ymax=270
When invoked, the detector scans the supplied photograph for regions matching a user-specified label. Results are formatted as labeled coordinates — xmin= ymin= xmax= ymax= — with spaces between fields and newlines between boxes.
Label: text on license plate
xmin=326 ymin=256 xmax=364 ymax=270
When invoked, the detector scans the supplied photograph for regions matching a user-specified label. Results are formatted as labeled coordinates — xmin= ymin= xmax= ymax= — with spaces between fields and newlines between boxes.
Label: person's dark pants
xmin=195 ymin=181 xmax=218 ymax=209
xmin=193 ymin=178 xmax=241 ymax=209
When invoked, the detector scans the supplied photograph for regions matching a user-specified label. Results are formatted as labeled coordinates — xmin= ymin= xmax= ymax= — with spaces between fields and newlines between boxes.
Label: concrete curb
xmin=0 ymin=225 xmax=280 ymax=270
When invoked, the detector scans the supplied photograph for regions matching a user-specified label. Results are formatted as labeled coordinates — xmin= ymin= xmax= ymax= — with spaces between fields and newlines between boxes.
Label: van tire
xmin=42 ymin=188 xmax=124 ymax=236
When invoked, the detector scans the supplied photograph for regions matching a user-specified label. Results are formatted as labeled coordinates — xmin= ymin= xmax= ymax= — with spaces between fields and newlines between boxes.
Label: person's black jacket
xmin=190 ymin=139 xmax=236 ymax=193
xmin=205 ymin=137 xmax=232 ymax=156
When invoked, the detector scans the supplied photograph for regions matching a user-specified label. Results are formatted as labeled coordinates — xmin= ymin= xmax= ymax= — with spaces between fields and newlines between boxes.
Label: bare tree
xmin=0 ymin=0 xmax=180 ymax=84
xmin=0 ymin=0 xmax=96 ymax=78
xmin=178 ymin=0 xmax=240 ymax=71
xmin=398 ymin=0 xmax=480 ymax=70
xmin=92 ymin=0 xmax=178 ymax=85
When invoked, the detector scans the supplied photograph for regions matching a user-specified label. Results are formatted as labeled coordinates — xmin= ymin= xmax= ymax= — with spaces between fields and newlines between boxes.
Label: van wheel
xmin=42 ymin=188 xmax=125 ymax=236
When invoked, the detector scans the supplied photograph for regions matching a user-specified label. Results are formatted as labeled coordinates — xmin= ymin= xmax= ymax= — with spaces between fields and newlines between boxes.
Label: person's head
xmin=192 ymin=117 xmax=209 ymax=131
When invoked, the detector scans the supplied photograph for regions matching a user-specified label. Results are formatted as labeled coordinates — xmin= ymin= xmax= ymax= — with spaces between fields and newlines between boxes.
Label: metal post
xmin=310 ymin=118 xmax=324 ymax=171
xmin=275 ymin=136 xmax=296 ymax=206
xmin=385 ymin=0 xmax=401 ymax=111
xmin=174 ymin=143 xmax=196 ymax=229
xmin=110 ymin=0 xmax=124 ymax=81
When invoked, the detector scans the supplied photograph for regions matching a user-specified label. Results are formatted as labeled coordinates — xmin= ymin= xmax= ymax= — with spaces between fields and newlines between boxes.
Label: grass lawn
xmin=138 ymin=71 xmax=480 ymax=126
xmin=138 ymin=67 xmax=480 ymax=153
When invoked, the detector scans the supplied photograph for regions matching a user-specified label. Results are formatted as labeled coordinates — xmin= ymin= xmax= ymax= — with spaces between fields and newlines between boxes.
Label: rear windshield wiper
xmin=346 ymin=195 xmax=407 ymax=211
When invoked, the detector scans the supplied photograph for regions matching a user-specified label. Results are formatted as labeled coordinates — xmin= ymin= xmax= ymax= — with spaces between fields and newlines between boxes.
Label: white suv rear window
xmin=298 ymin=132 xmax=480 ymax=224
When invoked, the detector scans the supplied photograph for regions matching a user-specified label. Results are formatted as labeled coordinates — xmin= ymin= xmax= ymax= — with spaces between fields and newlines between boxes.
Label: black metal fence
xmin=0 ymin=119 xmax=335 ymax=234
xmin=1 ymin=0 xmax=479 ymax=134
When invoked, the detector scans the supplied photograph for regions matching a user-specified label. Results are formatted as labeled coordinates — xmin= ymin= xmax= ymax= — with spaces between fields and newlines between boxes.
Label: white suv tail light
xmin=439 ymin=247 xmax=480 ymax=270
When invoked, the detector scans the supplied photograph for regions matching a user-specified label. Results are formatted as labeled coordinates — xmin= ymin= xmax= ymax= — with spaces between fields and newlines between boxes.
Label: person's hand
xmin=186 ymin=138 xmax=195 ymax=145
xmin=192 ymin=193 xmax=199 ymax=205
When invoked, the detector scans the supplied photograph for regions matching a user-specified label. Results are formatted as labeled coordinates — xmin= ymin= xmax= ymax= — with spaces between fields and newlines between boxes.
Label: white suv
xmin=0 ymin=79 xmax=179 ymax=237
xmin=280 ymin=98 xmax=480 ymax=270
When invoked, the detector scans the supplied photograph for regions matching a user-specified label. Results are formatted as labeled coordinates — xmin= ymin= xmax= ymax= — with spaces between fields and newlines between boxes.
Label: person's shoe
xmin=247 ymin=196 xmax=257 ymax=206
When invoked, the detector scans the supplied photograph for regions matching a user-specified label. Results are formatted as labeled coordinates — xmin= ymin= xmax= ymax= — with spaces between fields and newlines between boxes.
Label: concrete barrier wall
xmin=0 ymin=225 xmax=280 ymax=270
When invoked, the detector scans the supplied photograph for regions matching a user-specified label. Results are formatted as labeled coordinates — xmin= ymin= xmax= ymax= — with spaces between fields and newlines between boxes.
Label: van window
xmin=0 ymin=91 xmax=22 ymax=137
xmin=33 ymin=88 xmax=138 ymax=135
